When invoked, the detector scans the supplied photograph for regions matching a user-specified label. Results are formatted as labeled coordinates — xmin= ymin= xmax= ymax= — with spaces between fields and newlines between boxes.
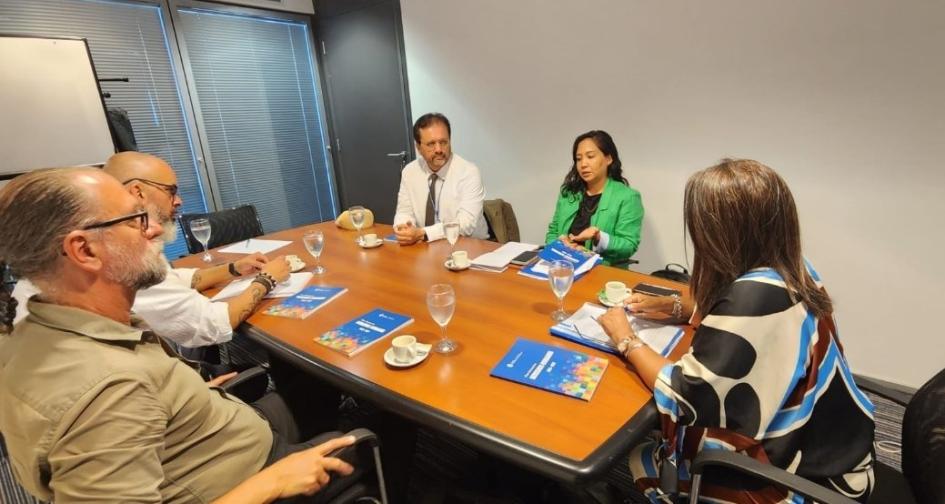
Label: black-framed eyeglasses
xmin=123 ymin=178 xmax=179 ymax=198
xmin=81 ymin=210 xmax=149 ymax=232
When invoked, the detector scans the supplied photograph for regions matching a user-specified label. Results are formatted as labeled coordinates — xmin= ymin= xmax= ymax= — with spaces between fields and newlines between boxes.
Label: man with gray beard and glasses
xmin=0 ymin=168 xmax=359 ymax=503
xmin=10 ymin=152 xmax=289 ymax=357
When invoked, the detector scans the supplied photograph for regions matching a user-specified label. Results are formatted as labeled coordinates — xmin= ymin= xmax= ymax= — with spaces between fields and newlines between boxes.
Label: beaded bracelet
xmin=251 ymin=272 xmax=276 ymax=294
xmin=671 ymin=293 xmax=683 ymax=319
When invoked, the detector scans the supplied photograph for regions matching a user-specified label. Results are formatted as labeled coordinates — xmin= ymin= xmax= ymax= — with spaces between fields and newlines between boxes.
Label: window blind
xmin=175 ymin=7 xmax=336 ymax=232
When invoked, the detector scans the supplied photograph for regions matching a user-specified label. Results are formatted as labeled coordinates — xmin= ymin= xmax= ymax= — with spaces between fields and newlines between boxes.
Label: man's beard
xmin=147 ymin=203 xmax=179 ymax=244
xmin=160 ymin=218 xmax=179 ymax=243
xmin=103 ymin=239 xmax=168 ymax=291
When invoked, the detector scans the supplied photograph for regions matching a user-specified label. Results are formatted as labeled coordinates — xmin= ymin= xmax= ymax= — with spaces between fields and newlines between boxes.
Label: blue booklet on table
xmin=315 ymin=308 xmax=413 ymax=357
xmin=490 ymin=338 xmax=609 ymax=401
xmin=518 ymin=239 xmax=601 ymax=282
xmin=264 ymin=286 xmax=347 ymax=319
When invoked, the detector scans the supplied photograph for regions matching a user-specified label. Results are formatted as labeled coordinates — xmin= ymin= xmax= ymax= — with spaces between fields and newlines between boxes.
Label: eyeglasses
xmin=123 ymin=178 xmax=179 ymax=198
xmin=82 ymin=210 xmax=149 ymax=232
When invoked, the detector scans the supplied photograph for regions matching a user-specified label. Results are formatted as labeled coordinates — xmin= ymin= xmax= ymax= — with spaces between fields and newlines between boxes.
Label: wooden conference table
xmin=176 ymin=221 xmax=692 ymax=484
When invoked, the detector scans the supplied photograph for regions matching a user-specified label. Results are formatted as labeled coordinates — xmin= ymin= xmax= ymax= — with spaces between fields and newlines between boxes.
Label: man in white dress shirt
xmin=393 ymin=113 xmax=489 ymax=244
xmin=11 ymin=152 xmax=289 ymax=350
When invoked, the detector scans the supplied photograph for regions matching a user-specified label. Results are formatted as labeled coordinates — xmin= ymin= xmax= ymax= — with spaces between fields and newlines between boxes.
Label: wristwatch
xmin=617 ymin=337 xmax=646 ymax=357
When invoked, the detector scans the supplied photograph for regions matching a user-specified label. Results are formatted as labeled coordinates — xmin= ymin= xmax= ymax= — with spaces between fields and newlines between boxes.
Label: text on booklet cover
xmin=490 ymin=338 xmax=608 ymax=401
xmin=315 ymin=308 xmax=413 ymax=357
xmin=265 ymin=286 xmax=347 ymax=319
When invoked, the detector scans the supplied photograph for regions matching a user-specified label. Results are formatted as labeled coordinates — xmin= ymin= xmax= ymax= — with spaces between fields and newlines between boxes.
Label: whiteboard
xmin=0 ymin=36 xmax=115 ymax=176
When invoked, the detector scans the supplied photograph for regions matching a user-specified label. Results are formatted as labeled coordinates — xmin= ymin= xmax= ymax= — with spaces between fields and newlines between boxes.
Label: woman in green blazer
xmin=545 ymin=130 xmax=643 ymax=266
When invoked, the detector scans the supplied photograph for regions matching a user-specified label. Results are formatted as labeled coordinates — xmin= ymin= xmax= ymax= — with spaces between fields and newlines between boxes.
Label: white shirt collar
xmin=419 ymin=154 xmax=453 ymax=181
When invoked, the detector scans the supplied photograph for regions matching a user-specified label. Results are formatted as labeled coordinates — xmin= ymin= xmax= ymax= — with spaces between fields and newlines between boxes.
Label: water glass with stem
xmin=548 ymin=259 xmax=574 ymax=322
xmin=349 ymin=206 xmax=366 ymax=245
xmin=444 ymin=222 xmax=460 ymax=258
xmin=190 ymin=218 xmax=213 ymax=263
xmin=426 ymin=283 xmax=457 ymax=354
xmin=302 ymin=229 xmax=326 ymax=274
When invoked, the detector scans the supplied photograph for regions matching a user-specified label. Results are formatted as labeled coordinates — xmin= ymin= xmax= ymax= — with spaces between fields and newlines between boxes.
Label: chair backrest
xmin=482 ymin=198 xmax=520 ymax=243
xmin=902 ymin=367 xmax=945 ymax=504
xmin=177 ymin=205 xmax=264 ymax=254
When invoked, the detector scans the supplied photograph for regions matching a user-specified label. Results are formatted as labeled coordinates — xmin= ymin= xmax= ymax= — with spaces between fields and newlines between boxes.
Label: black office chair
xmin=687 ymin=368 xmax=945 ymax=504
xmin=219 ymin=368 xmax=388 ymax=503
xmin=177 ymin=204 xmax=264 ymax=255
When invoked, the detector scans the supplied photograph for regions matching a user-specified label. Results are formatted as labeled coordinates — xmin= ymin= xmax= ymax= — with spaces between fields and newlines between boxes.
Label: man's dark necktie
xmin=425 ymin=173 xmax=438 ymax=226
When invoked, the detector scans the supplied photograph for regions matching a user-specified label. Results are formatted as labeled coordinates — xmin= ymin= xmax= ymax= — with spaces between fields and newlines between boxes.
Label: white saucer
xmin=359 ymin=240 xmax=383 ymax=249
xmin=383 ymin=345 xmax=432 ymax=368
xmin=597 ymin=289 xmax=630 ymax=307
xmin=285 ymin=255 xmax=306 ymax=272
xmin=445 ymin=259 xmax=470 ymax=271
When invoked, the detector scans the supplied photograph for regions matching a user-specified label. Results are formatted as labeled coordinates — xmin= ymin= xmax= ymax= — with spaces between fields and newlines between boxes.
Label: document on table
xmin=550 ymin=303 xmax=685 ymax=357
xmin=471 ymin=241 xmax=540 ymax=272
xmin=217 ymin=238 xmax=292 ymax=255
xmin=211 ymin=272 xmax=313 ymax=301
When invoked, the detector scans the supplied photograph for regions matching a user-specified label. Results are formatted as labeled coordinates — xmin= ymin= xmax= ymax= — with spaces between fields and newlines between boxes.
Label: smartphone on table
xmin=632 ymin=282 xmax=681 ymax=298
xmin=509 ymin=250 xmax=539 ymax=266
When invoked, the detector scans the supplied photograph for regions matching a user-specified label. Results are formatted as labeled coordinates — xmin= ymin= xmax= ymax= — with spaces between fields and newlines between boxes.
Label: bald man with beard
xmin=11 ymin=152 xmax=290 ymax=354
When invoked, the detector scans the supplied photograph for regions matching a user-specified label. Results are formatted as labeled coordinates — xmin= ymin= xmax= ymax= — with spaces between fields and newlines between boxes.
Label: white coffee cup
xmin=363 ymin=233 xmax=379 ymax=245
xmin=605 ymin=281 xmax=630 ymax=303
xmin=391 ymin=335 xmax=419 ymax=363
xmin=450 ymin=250 xmax=470 ymax=268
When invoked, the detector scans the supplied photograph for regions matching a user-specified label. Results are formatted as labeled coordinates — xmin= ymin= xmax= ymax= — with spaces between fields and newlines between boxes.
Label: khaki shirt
xmin=0 ymin=300 xmax=273 ymax=503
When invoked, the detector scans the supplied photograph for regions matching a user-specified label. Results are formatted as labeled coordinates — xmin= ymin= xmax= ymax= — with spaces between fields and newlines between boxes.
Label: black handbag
xmin=651 ymin=263 xmax=690 ymax=284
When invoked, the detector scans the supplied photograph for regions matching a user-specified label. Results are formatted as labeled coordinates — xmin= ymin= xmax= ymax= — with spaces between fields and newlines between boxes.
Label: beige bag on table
xmin=334 ymin=208 xmax=375 ymax=230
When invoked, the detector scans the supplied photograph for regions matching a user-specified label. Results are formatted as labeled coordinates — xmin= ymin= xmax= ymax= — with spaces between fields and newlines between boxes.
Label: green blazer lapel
xmin=559 ymin=192 xmax=581 ymax=233
xmin=590 ymin=178 xmax=618 ymax=228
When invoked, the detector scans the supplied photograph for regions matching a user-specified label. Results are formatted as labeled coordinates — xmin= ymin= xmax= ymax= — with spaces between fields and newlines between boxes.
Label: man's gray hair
xmin=0 ymin=168 xmax=100 ymax=283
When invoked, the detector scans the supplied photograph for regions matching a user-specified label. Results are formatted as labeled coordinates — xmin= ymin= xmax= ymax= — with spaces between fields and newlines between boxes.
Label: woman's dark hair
xmin=0 ymin=287 xmax=16 ymax=334
xmin=684 ymin=159 xmax=832 ymax=318
xmin=1 ymin=262 xmax=16 ymax=333
xmin=560 ymin=130 xmax=627 ymax=196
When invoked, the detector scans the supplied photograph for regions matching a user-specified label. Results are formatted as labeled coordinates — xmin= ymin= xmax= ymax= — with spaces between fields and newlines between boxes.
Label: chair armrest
xmin=689 ymin=450 xmax=859 ymax=504
xmin=853 ymin=373 xmax=914 ymax=407
xmin=221 ymin=365 xmax=269 ymax=403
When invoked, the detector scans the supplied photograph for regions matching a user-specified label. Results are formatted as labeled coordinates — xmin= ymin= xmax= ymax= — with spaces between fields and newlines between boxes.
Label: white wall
xmin=401 ymin=0 xmax=945 ymax=388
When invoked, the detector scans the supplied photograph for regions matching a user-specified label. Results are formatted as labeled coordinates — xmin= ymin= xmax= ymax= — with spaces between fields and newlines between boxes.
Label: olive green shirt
xmin=0 ymin=300 xmax=272 ymax=503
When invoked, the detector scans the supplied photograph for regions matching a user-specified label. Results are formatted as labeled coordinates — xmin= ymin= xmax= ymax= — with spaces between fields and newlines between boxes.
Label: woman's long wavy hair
xmin=685 ymin=159 xmax=832 ymax=318
xmin=560 ymin=130 xmax=628 ymax=196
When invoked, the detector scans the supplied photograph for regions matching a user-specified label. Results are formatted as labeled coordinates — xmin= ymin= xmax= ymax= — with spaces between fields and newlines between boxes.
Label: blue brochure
xmin=490 ymin=338 xmax=609 ymax=401
xmin=315 ymin=308 xmax=413 ymax=357
xmin=518 ymin=239 xmax=601 ymax=281
xmin=265 ymin=286 xmax=347 ymax=319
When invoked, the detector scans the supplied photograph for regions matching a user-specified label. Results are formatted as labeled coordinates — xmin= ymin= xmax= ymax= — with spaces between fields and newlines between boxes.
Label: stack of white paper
xmin=217 ymin=238 xmax=292 ymax=255
xmin=211 ymin=272 xmax=314 ymax=301
xmin=470 ymin=242 xmax=540 ymax=273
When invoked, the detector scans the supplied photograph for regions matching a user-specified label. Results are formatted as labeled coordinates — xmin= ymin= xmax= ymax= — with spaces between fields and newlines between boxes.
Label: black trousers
xmin=253 ymin=392 xmax=365 ymax=503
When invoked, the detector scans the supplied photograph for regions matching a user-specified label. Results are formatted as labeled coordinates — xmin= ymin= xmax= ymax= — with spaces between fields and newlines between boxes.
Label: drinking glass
xmin=548 ymin=259 xmax=574 ymax=322
xmin=444 ymin=222 xmax=460 ymax=256
xmin=349 ymin=206 xmax=366 ymax=245
xmin=302 ymin=229 xmax=325 ymax=275
xmin=190 ymin=218 xmax=212 ymax=263
xmin=426 ymin=283 xmax=457 ymax=354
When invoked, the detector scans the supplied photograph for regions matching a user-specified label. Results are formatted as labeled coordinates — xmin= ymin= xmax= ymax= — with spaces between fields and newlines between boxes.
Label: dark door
xmin=317 ymin=0 xmax=413 ymax=224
